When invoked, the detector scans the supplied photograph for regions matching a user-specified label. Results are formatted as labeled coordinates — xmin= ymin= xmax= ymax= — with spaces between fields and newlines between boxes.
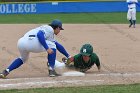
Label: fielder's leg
xmin=127 ymin=9 xmax=133 ymax=28
xmin=133 ymin=20 xmax=136 ymax=28
xmin=129 ymin=19 xmax=133 ymax=27
xmin=48 ymin=48 xmax=61 ymax=77
xmin=0 ymin=58 xmax=24 ymax=79
xmin=132 ymin=8 xmax=136 ymax=28
xmin=0 ymin=38 xmax=29 ymax=79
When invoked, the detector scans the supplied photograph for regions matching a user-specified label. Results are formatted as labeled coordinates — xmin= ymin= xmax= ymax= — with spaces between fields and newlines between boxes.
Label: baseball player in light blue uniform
xmin=127 ymin=0 xmax=138 ymax=28
xmin=0 ymin=19 xmax=71 ymax=78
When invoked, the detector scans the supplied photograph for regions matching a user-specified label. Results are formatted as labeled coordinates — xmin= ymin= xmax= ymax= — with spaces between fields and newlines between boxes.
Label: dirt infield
xmin=0 ymin=24 xmax=140 ymax=89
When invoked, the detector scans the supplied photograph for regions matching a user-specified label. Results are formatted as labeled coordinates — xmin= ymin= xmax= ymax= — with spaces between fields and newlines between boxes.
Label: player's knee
xmin=19 ymin=57 xmax=28 ymax=63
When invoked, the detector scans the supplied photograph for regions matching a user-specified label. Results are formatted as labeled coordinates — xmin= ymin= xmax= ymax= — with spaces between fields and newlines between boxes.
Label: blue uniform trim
xmin=37 ymin=30 xmax=49 ymax=50
xmin=55 ymin=41 xmax=70 ymax=58
xmin=48 ymin=48 xmax=56 ymax=69
xmin=7 ymin=58 xmax=23 ymax=72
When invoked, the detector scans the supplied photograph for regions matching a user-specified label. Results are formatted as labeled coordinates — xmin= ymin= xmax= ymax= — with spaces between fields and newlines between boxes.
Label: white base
xmin=62 ymin=71 xmax=85 ymax=76
xmin=54 ymin=60 xmax=85 ymax=76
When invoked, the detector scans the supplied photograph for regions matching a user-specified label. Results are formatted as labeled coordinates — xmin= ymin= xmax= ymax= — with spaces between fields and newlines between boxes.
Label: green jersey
xmin=73 ymin=53 xmax=100 ymax=70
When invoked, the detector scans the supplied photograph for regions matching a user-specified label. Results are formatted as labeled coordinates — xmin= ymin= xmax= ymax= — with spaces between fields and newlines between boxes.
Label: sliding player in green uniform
xmin=62 ymin=44 xmax=101 ymax=72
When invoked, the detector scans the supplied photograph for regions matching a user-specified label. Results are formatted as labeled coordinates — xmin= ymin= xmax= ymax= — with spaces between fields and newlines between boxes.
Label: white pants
xmin=127 ymin=8 xmax=136 ymax=20
xmin=17 ymin=36 xmax=56 ymax=62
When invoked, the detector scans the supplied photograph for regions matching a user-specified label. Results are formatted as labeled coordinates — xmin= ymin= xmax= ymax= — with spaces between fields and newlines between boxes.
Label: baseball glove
xmin=62 ymin=57 xmax=73 ymax=65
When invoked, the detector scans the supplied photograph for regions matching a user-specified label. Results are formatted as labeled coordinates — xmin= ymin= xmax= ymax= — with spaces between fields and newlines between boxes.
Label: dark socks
xmin=129 ymin=20 xmax=133 ymax=25
xmin=133 ymin=20 xmax=136 ymax=26
xmin=129 ymin=20 xmax=133 ymax=27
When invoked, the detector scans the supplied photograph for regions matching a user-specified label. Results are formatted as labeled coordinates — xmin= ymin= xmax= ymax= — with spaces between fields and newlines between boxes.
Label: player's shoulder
xmin=40 ymin=25 xmax=53 ymax=33
xmin=91 ymin=53 xmax=99 ymax=58
xmin=40 ymin=25 xmax=53 ymax=30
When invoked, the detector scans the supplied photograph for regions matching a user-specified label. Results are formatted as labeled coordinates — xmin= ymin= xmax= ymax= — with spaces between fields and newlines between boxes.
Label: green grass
xmin=0 ymin=12 xmax=139 ymax=24
xmin=0 ymin=84 xmax=140 ymax=93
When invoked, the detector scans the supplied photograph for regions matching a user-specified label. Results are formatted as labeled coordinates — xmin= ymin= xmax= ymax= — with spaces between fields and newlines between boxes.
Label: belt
xmin=29 ymin=35 xmax=36 ymax=37
xmin=129 ymin=8 xmax=135 ymax=9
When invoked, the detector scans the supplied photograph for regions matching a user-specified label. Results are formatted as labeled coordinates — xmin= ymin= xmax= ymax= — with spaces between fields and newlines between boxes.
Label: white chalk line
xmin=87 ymin=72 xmax=140 ymax=77
xmin=0 ymin=72 xmax=140 ymax=89
xmin=0 ymin=80 xmax=104 ymax=88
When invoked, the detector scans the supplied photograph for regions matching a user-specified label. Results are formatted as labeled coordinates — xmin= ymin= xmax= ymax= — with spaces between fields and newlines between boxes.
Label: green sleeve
xmin=92 ymin=53 xmax=100 ymax=67
xmin=73 ymin=54 xmax=82 ymax=68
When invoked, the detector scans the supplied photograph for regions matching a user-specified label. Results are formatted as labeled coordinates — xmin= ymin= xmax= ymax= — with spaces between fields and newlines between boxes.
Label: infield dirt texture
xmin=0 ymin=24 xmax=140 ymax=89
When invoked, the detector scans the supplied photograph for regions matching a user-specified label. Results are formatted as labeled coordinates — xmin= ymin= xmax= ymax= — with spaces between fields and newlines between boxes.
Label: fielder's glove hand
xmin=62 ymin=57 xmax=67 ymax=63
xmin=62 ymin=57 xmax=73 ymax=65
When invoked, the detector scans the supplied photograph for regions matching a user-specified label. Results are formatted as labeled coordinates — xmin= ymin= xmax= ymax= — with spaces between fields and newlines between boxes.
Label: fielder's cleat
xmin=133 ymin=25 xmax=135 ymax=28
xmin=0 ymin=73 xmax=5 ymax=79
xmin=47 ymin=63 xmax=61 ymax=77
xmin=0 ymin=70 xmax=9 ymax=79
xmin=48 ymin=69 xmax=61 ymax=77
